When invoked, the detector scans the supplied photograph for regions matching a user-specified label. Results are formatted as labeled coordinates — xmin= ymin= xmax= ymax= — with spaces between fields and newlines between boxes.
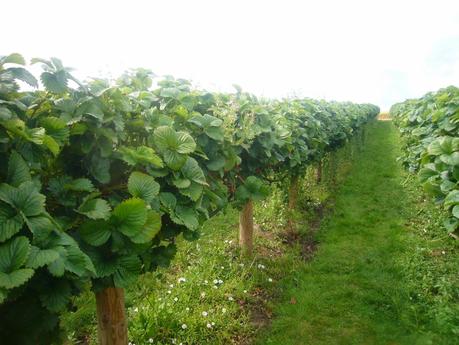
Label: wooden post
xmin=95 ymin=287 xmax=128 ymax=345
xmin=316 ymin=160 xmax=322 ymax=184
xmin=331 ymin=151 xmax=337 ymax=186
xmin=288 ymin=175 xmax=299 ymax=210
xmin=239 ymin=200 xmax=254 ymax=256
xmin=288 ymin=175 xmax=299 ymax=231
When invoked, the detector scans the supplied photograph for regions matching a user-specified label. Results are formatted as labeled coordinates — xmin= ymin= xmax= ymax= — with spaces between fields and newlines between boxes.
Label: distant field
xmin=378 ymin=112 xmax=391 ymax=120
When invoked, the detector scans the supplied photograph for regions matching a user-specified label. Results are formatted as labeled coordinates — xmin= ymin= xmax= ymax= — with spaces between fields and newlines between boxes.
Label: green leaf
xmin=163 ymin=150 xmax=187 ymax=170
xmin=181 ymin=157 xmax=208 ymax=185
xmin=128 ymin=172 xmax=160 ymax=203
xmin=444 ymin=217 xmax=459 ymax=233
xmin=206 ymin=156 xmax=226 ymax=171
xmin=176 ymin=132 xmax=196 ymax=154
xmin=25 ymin=215 xmax=54 ymax=241
xmin=159 ymin=192 xmax=176 ymax=210
xmin=444 ymin=190 xmax=459 ymax=209
xmin=90 ymin=156 xmax=111 ymax=184
xmin=172 ymin=178 xmax=191 ymax=189
xmin=113 ymin=255 xmax=141 ymax=288
xmin=40 ymin=116 xmax=69 ymax=143
xmin=119 ymin=146 xmax=164 ymax=168
xmin=64 ymin=244 xmax=95 ymax=276
xmin=65 ymin=178 xmax=95 ymax=192
xmin=179 ymin=182 xmax=203 ymax=201
xmin=131 ymin=211 xmax=162 ymax=244
xmin=0 ymin=236 xmax=31 ymax=272
xmin=439 ymin=152 xmax=459 ymax=166
xmin=47 ymin=246 xmax=67 ymax=277
xmin=7 ymin=151 xmax=31 ymax=187
xmin=15 ymin=182 xmax=46 ymax=217
xmin=235 ymin=176 xmax=270 ymax=203
xmin=88 ymin=251 xmax=118 ymax=278
xmin=78 ymin=198 xmax=111 ymax=220
xmin=41 ymin=71 xmax=68 ymax=93
xmin=452 ymin=205 xmax=459 ymax=219
xmin=79 ymin=220 xmax=111 ymax=246
xmin=173 ymin=205 xmax=199 ymax=230
xmin=1 ymin=53 xmax=25 ymax=65
xmin=25 ymin=246 xmax=59 ymax=269
xmin=0 ymin=269 xmax=34 ymax=289
xmin=7 ymin=67 xmax=38 ymax=88
xmin=112 ymin=198 xmax=147 ymax=238
xmin=39 ymin=280 xmax=71 ymax=312
xmin=0 ymin=202 xmax=24 ymax=242
xmin=153 ymin=126 xmax=195 ymax=170
xmin=43 ymin=134 xmax=60 ymax=156
xmin=418 ymin=166 xmax=437 ymax=182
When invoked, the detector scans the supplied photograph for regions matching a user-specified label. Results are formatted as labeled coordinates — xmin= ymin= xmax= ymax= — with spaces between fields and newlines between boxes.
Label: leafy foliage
xmin=0 ymin=52 xmax=378 ymax=342
xmin=391 ymin=85 xmax=459 ymax=234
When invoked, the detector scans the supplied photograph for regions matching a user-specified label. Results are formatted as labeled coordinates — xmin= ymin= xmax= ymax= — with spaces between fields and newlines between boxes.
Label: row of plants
xmin=0 ymin=53 xmax=378 ymax=344
xmin=391 ymin=85 xmax=459 ymax=235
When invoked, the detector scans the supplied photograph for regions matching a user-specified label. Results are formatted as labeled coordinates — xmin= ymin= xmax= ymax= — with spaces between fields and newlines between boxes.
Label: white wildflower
xmin=202 ymin=311 xmax=208 ymax=317
xmin=222 ymin=308 xmax=227 ymax=313
xmin=178 ymin=277 xmax=186 ymax=283
xmin=206 ymin=323 xmax=212 ymax=328
xmin=181 ymin=324 xmax=187 ymax=329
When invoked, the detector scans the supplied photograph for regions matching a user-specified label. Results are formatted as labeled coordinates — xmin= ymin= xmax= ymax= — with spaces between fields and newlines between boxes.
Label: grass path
xmin=257 ymin=121 xmax=431 ymax=345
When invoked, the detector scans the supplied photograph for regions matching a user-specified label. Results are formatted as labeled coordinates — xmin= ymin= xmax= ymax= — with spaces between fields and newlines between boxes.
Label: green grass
xmin=256 ymin=121 xmax=459 ymax=345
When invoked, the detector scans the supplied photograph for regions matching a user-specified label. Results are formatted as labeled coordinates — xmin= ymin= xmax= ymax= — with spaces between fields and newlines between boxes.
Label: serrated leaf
xmin=159 ymin=192 xmax=176 ymax=210
xmin=113 ymin=255 xmax=141 ymax=288
xmin=112 ymin=198 xmax=147 ymax=237
xmin=128 ymin=172 xmax=160 ymax=203
xmin=78 ymin=198 xmax=111 ymax=220
xmin=90 ymin=156 xmax=111 ymax=184
xmin=0 ymin=182 xmax=45 ymax=218
xmin=7 ymin=67 xmax=38 ymax=88
xmin=179 ymin=182 xmax=203 ymax=201
xmin=163 ymin=150 xmax=187 ymax=170
xmin=1 ymin=53 xmax=25 ymax=65
xmin=7 ymin=151 xmax=31 ymax=187
xmin=131 ymin=211 xmax=161 ymax=244
xmin=174 ymin=205 xmax=199 ymax=230
xmin=0 ymin=202 xmax=23 ymax=242
xmin=0 ymin=269 xmax=34 ymax=289
xmin=24 ymin=215 xmax=54 ymax=241
xmin=79 ymin=220 xmax=111 ymax=246
xmin=181 ymin=157 xmax=208 ymax=185
xmin=65 ymin=178 xmax=95 ymax=192
xmin=0 ymin=236 xmax=31 ymax=272
xmin=39 ymin=280 xmax=71 ymax=312
xmin=64 ymin=244 xmax=95 ymax=276
xmin=119 ymin=146 xmax=163 ymax=168
xmin=41 ymin=71 xmax=68 ymax=93
xmin=444 ymin=190 xmax=459 ymax=209
xmin=172 ymin=178 xmax=191 ymax=189
xmin=43 ymin=134 xmax=60 ymax=156
xmin=47 ymin=246 xmax=67 ymax=277
xmin=25 ymin=246 xmax=59 ymax=269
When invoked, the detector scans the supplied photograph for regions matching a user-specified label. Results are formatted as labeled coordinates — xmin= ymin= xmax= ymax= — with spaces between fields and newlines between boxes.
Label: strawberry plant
xmin=0 ymin=53 xmax=378 ymax=344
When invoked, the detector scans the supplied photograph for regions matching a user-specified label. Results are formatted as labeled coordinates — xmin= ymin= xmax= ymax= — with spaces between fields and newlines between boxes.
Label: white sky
xmin=3 ymin=0 xmax=459 ymax=110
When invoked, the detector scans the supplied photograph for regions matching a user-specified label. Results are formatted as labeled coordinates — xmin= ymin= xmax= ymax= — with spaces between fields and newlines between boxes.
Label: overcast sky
xmin=3 ymin=0 xmax=459 ymax=110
